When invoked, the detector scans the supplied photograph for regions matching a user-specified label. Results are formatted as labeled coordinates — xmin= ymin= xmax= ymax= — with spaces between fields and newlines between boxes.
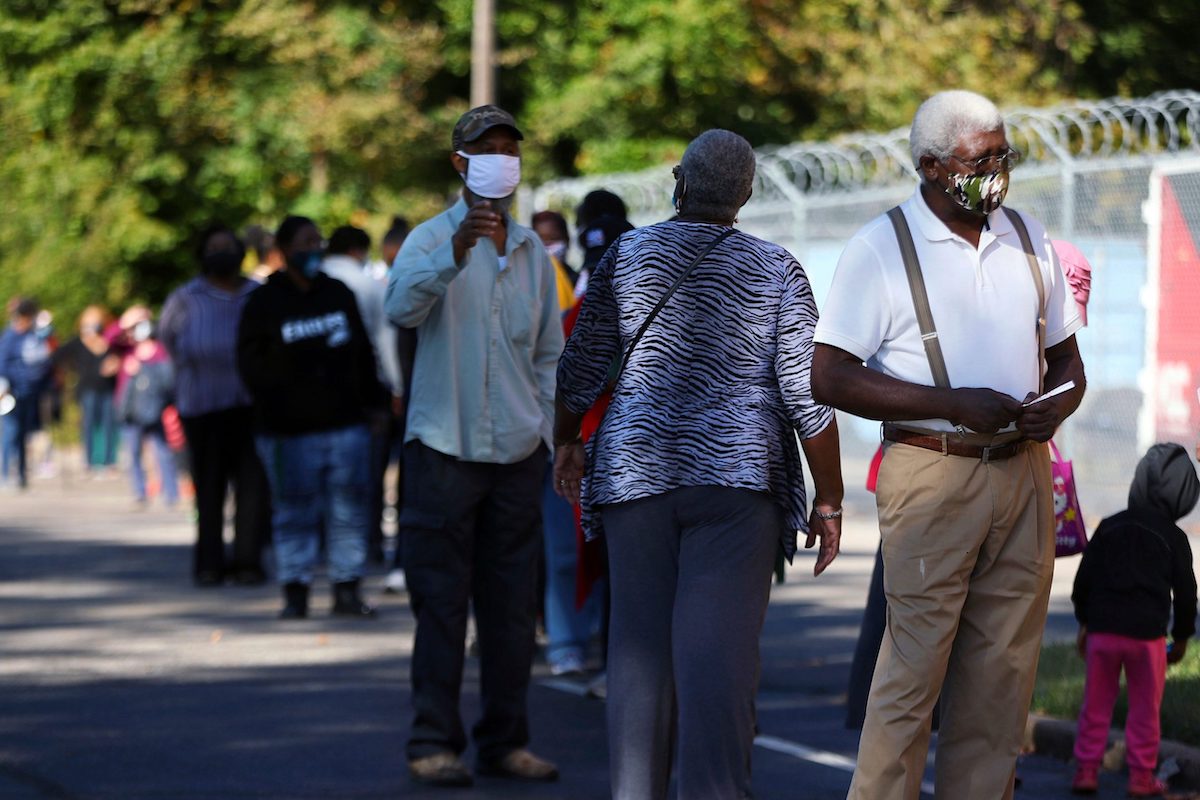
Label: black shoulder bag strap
xmin=586 ymin=227 xmax=734 ymax=472
xmin=886 ymin=206 xmax=951 ymax=389
xmin=1002 ymin=207 xmax=1048 ymax=395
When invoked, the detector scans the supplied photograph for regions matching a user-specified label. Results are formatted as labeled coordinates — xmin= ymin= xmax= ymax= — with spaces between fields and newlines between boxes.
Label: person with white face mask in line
xmin=386 ymin=105 xmax=563 ymax=787
xmin=531 ymin=209 xmax=579 ymax=312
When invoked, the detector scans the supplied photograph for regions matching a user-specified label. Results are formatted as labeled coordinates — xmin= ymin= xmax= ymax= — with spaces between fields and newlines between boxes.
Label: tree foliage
xmin=0 ymin=0 xmax=448 ymax=322
xmin=0 ymin=0 xmax=1193 ymax=324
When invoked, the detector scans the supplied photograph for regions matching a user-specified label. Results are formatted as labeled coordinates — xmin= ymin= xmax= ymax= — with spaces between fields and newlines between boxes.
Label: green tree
xmin=496 ymin=0 xmax=1094 ymax=176
xmin=1073 ymin=0 xmax=1200 ymax=98
xmin=0 ymin=0 xmax=447 ymax=324
xmin=0 ymin=0 xmax=1189 ymax=327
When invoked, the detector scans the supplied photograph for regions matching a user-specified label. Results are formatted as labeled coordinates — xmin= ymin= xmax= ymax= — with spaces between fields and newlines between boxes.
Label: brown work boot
xmin=408 ymin=751 xmax=472 ymax=787
xmin=477 ymin=748 xmax=559 ymax=782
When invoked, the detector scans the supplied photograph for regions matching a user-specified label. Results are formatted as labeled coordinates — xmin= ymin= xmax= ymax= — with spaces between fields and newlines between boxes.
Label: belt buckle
xmin=981 ymin=444 xmax=999 ymax=464
xmin=938 ymin=433 xmax=949 ymax=456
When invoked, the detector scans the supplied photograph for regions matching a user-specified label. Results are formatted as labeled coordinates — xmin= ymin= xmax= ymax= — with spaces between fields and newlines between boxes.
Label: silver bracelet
xmin=814 ymin=507 xmax=842 ymax=520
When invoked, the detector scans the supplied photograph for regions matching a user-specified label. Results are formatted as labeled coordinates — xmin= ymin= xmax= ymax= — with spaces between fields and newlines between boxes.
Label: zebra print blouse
xmin=557 ymin=220 xmax=833 ymax=557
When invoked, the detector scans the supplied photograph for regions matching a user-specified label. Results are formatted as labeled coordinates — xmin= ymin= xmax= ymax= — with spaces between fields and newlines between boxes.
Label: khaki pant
xmin=847 ymin=440 xmax=1055 ymax=800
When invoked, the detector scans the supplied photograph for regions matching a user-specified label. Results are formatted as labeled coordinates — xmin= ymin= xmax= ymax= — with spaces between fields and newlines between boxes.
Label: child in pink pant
xmin=1070 ymin=443 xmax=1198 ymax=797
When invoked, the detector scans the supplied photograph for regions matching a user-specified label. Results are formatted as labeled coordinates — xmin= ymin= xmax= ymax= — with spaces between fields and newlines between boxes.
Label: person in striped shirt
xmin=555 ymin=129 xmax=844 ymax=800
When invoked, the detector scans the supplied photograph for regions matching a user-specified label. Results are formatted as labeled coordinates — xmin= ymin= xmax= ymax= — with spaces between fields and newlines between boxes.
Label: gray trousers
xmin=601 ymin=485 xmax=781 ymax=800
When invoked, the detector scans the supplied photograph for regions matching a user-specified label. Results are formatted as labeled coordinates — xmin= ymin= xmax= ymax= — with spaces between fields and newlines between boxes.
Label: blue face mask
xmin=288 ymin=250 xmax=324 ymax=279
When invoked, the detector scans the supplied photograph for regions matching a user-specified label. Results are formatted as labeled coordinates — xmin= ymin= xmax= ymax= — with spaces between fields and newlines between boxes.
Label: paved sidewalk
xmin=0 ymin=468 xmax=1194 ymax=799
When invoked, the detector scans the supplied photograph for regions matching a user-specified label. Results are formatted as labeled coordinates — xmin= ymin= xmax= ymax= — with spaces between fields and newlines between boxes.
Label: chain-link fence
xmin=524 ymin=92 xmax=1200 ymax=524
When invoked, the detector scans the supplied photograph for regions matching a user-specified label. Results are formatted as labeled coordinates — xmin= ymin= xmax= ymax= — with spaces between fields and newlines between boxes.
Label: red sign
xmin=1150 ymin=172 xmax=1200 ymax=444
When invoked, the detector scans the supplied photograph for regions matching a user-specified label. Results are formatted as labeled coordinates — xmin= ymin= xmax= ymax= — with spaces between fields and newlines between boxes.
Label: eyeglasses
xmin=946 ymin=148 xmax=1022 ymax=174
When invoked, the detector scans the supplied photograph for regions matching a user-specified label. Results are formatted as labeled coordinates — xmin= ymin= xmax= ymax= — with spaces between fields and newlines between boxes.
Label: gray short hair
xmin=679 ymin=129 xmax=756 ymax=220
xmin=909 ymin=91 xmax=1005 ymax=169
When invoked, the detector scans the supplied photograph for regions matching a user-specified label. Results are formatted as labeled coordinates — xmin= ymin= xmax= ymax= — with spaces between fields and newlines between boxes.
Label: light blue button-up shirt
xmin=385 ymin=197 xmax=563 ymax=464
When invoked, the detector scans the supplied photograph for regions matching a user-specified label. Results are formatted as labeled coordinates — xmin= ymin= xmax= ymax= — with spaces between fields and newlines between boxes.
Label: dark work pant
xmin=181 ymin=407 xmax=271 ymax=578
xmin=403 ymin=441 xmax=546 ymax=762
xmin=392 ymin=327 xmax=416 ymax=571
xmin=390 ymin=407 xmax=409 ymax=571
xmin=602 ymin=486 xmax=781 ymax=800
xmin=846 ymin=545 xmax=886 ymax=729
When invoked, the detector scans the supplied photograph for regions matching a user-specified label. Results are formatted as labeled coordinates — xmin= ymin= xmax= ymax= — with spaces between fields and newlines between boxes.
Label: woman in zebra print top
xmin=553 ymin=130 xmax=844 ymax=800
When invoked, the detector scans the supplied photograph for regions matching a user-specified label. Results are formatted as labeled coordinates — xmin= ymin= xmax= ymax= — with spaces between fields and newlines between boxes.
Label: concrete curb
xmin=1027 ymin=713 xmax=1200 ymax=791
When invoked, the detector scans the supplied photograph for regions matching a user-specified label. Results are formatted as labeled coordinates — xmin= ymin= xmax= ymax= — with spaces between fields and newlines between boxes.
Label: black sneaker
xmin=229 ymin=568 xmax=268 ymax=586
xmin=194 ymin=571 xmax=224 ymax=588
xmin=331 ymin=580 xmax=377 ymax=618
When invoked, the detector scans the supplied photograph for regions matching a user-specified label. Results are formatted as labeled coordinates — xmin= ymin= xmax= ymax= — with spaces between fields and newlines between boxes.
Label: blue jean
xmin=125 ymin=424 xmax=179 ymax=504
xmin=255 ymin=424 xmax=371 ymax=585
xmin=542 ymin=467 xmax=601 ymax=664
xmin=79 ymin=389 xmax=119 ymax=468
xmin=1 ymin=395 xmax=38 ymax=487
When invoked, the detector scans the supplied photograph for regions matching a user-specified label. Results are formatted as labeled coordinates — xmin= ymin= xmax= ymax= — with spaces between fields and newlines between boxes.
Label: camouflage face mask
xmin=945 ymin=169 xmax=1009 ymax=216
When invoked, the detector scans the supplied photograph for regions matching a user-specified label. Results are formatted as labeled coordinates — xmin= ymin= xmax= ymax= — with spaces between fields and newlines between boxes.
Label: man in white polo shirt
xmin=813 ymin=90 xmax=1086 ymax=800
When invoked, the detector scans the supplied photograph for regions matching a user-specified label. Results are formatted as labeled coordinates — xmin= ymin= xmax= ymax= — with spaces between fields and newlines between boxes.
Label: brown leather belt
xmin=883 ymin=424 xmax=1028 ymax=463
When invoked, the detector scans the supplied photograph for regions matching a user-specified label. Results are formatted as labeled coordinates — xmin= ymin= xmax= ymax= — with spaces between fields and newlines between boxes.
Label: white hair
xmin=909 ymin=90 xmax=1005 ymax=169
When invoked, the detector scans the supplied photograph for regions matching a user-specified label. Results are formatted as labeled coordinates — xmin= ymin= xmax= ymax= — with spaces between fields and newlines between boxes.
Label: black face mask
xmin=202 ymin=251 xmax=242 ymax=278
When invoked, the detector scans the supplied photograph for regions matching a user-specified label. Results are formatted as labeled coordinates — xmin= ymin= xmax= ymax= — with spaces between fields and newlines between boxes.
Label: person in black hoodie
xmin=1070 ymin=443 xmax=1198 ymax=796
xmin=237 ymin=215 xmax=388 ymax=620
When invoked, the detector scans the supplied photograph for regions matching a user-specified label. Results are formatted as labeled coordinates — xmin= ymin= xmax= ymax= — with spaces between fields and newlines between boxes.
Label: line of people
xmin=386 ymin=93 xmax=1193 ymax=800
xmin=0 ymin=298 xmax=188 ymax=503
xmin=4 ymin=87 xmax=1194 ymax=800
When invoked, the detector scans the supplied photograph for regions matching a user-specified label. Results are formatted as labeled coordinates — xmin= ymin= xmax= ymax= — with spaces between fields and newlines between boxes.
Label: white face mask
xmin=456 ymin=151 xmax=521 ymax=200
xmin=545 ymin=240 xmax=567 ymax=261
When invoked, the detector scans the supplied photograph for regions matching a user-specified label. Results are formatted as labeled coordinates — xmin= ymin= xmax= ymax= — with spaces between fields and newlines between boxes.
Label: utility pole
xmin=470 ymin=0 xmax=496 ymax=107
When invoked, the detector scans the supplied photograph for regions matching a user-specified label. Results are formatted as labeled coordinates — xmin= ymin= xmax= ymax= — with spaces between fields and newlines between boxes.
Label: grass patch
xmin=1032 ymin=641 xmax=1200 ymax=747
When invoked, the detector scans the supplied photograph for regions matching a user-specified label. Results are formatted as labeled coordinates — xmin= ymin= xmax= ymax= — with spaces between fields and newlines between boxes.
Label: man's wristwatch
xmin=813 ymin=507 xmax=843 ymax=520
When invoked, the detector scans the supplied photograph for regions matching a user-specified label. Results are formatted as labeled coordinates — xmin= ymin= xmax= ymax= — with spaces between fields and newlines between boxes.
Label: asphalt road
xmin=0 ymin=466 xmax=1175 ymax=799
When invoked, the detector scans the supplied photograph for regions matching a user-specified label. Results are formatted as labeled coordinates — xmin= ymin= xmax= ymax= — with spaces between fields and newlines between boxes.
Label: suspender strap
xmin=1002 ymin=207 xmax=1047 ymax=395
xmin=886 ymin=207 xmax=952 ymax=389
xmin=617 ymin=228 xmax=735 ymax=377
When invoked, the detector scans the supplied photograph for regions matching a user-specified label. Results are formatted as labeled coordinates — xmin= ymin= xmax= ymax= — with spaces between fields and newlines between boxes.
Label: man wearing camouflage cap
xmin=386 ymin=106 xmax=563 ymax=786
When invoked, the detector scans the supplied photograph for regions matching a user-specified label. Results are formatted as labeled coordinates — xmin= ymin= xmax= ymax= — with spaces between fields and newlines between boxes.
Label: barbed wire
xmin=527 ymin=90 xmax=1200 ymax=220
